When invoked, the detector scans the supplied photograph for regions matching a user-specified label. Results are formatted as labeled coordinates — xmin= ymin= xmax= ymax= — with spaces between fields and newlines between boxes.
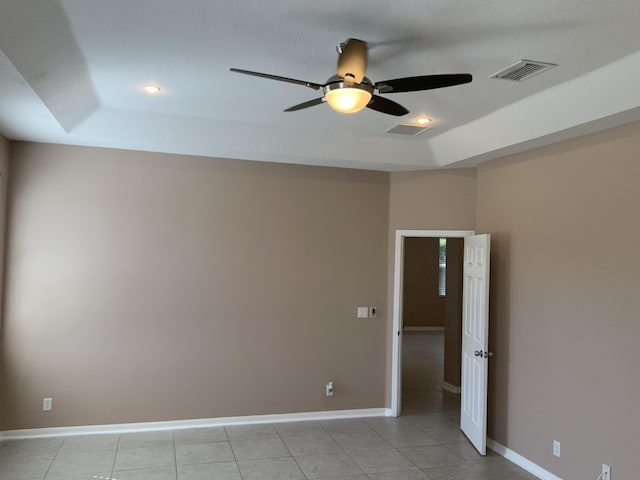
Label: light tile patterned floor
xmin=0 ymin=332 xmax=538 ymax=480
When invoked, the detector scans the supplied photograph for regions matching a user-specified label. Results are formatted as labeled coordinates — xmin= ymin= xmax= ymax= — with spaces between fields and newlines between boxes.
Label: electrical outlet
xmin=553 ymin=440 xmax=561 ymax=457
xmin=325 ymin=382 xmax=334 ymax=397
xmin=42 ymin=397 xmax=53 ymax=411
xmin=602 ymin=464 xmax=611 ymax=480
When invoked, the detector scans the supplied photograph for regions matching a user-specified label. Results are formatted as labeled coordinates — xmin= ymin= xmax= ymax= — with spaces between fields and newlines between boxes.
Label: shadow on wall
xmin=0 ymin=147 xmax=8 ymax=430
xmin=0 ymin=350 xmax=5 ymax=429
xmin=487 ymin=229 xmax=511 ymax=444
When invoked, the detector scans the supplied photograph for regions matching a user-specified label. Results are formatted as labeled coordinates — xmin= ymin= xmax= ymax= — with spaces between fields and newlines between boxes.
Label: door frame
xmin=390 ymin=229 xmax=475 ymax=417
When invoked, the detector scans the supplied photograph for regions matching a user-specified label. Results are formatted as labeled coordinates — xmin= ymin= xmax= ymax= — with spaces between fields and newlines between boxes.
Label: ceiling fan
xmin=230 ymin=38 xmax=472 ymax=116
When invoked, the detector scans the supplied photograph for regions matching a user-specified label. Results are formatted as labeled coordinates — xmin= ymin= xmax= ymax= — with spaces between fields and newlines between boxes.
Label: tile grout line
xmin=42 ymin=437 xmax=65 ymax=479
xmin=321 ymin=419 xmax=378 ymax=478
xmin=171 ymin=430 xmax=178 ymax=480
xmin=223 ymin=425 xmax=245 ymax=480
xmin=275 ymin=422 xmax=311 ymax=480
xmin=109 ymin=434 xmax=121 ymax=479
xmin=337 ymin=426 xmax=417 ymax=478
xmin=324 ymin=415 xmax=468 ymax=478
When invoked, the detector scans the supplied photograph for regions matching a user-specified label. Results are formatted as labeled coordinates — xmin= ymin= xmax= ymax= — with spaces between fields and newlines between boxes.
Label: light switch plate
xmin=357 ymin=307 xmax=368 ymax=318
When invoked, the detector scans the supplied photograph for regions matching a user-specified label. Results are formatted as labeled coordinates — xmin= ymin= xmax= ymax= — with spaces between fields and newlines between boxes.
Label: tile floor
xmin=0 ymin=332 xmax=538 ymax=480
xmin=401 ymin=330 xmax=460 ymax=417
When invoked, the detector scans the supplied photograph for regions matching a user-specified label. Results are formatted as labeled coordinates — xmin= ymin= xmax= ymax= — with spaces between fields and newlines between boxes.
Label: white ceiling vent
xmin=385 ymin=124 xmax=431 ymax=136
xmin=490 ymin=59 xmax=557 ymax=82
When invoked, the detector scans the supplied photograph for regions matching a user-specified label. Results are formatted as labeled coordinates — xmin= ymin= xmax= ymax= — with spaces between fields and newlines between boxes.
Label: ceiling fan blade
xmin=375 ymin=74 xmax=472 ymax=93
xmin=230 ymin=68 xmax=323 ymax=91
xmin=284 ymin=97 xmax=325 ymax=112
xmin=366 ymin=95 xmax=409 ymax=116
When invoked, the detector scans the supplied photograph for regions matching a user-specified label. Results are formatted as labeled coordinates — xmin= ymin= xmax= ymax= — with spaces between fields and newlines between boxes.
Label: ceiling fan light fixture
xmin=324 ymin=82 xmax=373 ymax=114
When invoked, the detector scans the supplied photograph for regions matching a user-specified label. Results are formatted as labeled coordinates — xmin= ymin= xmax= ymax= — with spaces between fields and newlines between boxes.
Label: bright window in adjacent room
xmin=438 ymin=238 xmax=447 ymax=297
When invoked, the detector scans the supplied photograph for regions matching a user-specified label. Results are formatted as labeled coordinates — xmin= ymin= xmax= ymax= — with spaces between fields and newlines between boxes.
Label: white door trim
xmin=390 ymin=229 xmax=475 ymax=417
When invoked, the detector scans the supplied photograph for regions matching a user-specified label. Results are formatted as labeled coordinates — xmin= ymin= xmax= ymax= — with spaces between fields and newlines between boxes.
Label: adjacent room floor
xmin=401 ymin=330 xmax=460 ymax=418
xmin=0 ymin=331 xmax=537 ymax=480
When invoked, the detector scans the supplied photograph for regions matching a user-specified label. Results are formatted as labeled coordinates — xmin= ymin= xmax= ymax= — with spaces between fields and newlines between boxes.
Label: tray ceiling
xmin=1 ymin=0 xmax=639 ymax=170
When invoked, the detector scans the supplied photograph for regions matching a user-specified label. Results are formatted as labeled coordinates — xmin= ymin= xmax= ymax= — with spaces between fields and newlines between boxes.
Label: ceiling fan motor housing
xmin=337 ymin=38 xmax=368 ymax=83
xmin=323 ymin=79 xmax=374 ymax=96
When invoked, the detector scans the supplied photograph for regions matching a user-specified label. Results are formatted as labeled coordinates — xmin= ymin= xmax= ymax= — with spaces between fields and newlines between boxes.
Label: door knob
xmin=474 ymin=350 xmax=493 ymax=358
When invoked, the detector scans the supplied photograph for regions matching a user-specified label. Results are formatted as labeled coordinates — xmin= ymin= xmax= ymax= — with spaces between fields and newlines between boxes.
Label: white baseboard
xmin=441 ymin=381 xmax=461 ymax=394
xmin=403 ymin=326 xmax=445 ymax=332
xmin=0 ymin=408 xmax=387 ymax=440
xmin=488 ymin=438 xmax=563 ymax=480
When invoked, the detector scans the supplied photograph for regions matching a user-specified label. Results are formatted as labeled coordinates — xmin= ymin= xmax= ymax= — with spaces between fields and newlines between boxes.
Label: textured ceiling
xmin=1 ymin=0 xmax=639 ymax=171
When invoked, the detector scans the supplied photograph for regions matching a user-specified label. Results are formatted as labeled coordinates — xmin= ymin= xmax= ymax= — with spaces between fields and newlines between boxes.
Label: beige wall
xmin=477 ymin=122 xmax=640 ymax=479
xmin=0 ymin=135 xmax=9 ymax=428
xmin=1 ymin=142 xmax=390 ymax=429
xmin=402 ymin=238 xmax=444 ymax=328
xmin=388 ymin=169 xmax=477 ymax=232
xmin=387 ymin=168 xmax=477 ymax=403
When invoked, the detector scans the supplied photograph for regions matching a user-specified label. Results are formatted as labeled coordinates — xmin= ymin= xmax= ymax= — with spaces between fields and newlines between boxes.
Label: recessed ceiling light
xmin=416 ymin=117 xmax=432 ymax=125
xmin=142 ymin=84 xmax=161 ymax=95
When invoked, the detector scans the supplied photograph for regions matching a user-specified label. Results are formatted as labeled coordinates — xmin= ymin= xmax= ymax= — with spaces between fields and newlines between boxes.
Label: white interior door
xmin=460 ymin=234 xmax=491 ymax=455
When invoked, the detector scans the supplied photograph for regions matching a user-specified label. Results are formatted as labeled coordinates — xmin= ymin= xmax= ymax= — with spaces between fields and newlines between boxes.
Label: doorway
xmin=401 ymin=236 xmax=464 ymax=417
xmin=390 ymin=230 xmax=474 ymax=417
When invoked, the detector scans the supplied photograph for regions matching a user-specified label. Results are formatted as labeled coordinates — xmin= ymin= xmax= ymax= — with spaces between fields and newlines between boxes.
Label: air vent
xmin=385 ymin=124 xmax=431 ymax=136
xmin=490 ymin=59 xmax=557 ymax=82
